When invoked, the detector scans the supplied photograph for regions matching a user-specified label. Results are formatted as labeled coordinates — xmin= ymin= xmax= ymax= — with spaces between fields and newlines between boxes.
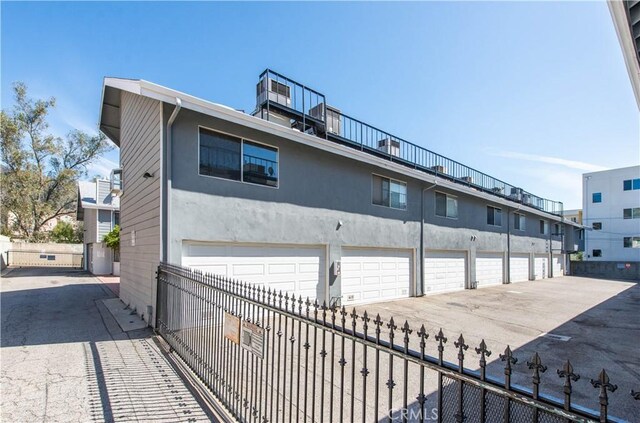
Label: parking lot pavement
xmin=1 ymin=267 xmax=212 ymax=422
xmin=362 ymin=275 xmax=640 ymax=421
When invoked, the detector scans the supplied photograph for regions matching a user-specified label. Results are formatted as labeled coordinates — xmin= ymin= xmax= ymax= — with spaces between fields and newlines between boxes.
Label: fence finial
xmin=500 ymin=346 xmax=517 ymax=389
xmin=591 ymin=369 xmax=617 ymax=422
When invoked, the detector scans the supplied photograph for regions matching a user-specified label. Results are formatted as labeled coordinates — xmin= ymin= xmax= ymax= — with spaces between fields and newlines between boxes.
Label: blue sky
xmin=2 ymin=1 xmax=638 ymax=209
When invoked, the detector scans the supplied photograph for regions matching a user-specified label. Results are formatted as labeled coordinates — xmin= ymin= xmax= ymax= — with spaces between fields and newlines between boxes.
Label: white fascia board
xmin=80 ymin=203 xmax=119 ymax=211
xmin=608 ymin=0 xmax=640 ymax=110
xmin=104 ymin=78 xmax=564 ymax=222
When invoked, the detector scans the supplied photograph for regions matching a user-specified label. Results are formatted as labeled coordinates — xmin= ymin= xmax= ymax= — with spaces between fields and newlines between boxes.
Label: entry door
xmin=341 ymin=248 xmax=412 ymax=306
xmin=552 ymin=255 xmax=563 ymax=277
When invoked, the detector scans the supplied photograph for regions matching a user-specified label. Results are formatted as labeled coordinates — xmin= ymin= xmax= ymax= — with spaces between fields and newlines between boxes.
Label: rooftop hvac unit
xmin=431 ymin=165 xmax=447 ymax=174
xmin=309 ymin=103 xmax=341 ymax=135
xmin=378 ymin=138 xmax=400 ymax=157
xmin=256 ymin=77 xmax=291 ymax=108
xmin=460 ymin=176 xmax=473 ymax=184
xmin=510 ymin=187 xmax=523 ymax=201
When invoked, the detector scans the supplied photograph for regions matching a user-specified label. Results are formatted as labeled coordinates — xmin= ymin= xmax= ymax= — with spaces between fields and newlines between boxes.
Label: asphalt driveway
xmin=362 ymin=275 xmax=640 ymax=421
xmin=0 ymin=267 xmax=212 ymax=422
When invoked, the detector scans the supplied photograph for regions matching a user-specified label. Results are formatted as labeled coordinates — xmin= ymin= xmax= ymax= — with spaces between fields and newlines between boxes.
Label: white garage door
xmin=552 ymin=254 xmax=563 ymax=277
xmin=424 ymin=251 xmax=466 ymax=294
xmin=534 ymin=255 xmax=549 ymax=280
xmin=509 ymin=254 xmax=530 ymax=283
xmin=476 ymin=253 xmax=503 ymax=287
xmin=181 ymin=242 xmax=325 ymax=301
xmin=341 ymin=248 xmax=412 ymax=306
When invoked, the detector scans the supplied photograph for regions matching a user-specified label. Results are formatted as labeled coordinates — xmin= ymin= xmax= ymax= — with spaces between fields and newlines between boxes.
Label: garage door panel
xmin=182 ymin=243 xmax=325 ymax=302
xmin=342 ymin=248 xmax=412 ymax=306
xmin=425 ymin=251 xmax=466 ymax=294
xmin=534 ymin=256 xmax=548 ymax=280
xmin=476 ymin=253 xmax=503 ymax=287
xmin=510 ymin=255 xmax=529 ymax=282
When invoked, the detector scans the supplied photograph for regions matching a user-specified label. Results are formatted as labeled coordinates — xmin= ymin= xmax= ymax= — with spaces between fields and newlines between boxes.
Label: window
xmin=539 ymin=220 xmax=548 ymax=235
xmin=199 ymin=128 xmax=278 ymax=187
xmin=435 ymin=192 xmax=458 ymax=218
xmin=487 ymin=206 xmax=502 ymax=226
xmin=554 ymin=223 xmax=560 ymax=235
xmin=243 ymin=141 xmax=278 ymax=187
xmin=592 ymin=192 xmax=602 ymax=203
xmin=514 ymin=213 xmax=525 ymax=231
xmin=623 ymin=237 xmax=640 ymax=248
xmin=199 ymin=128 xmax=241 ymax=180
xmin=113 ymin=211 xmax=120 ymax=227
xmin=592 ymin=222 xmax=602 ymax=230
xmin=623 ymin=178 xmax=640 ymax=191
xmin=623 ymin=208 xmax=640 ymax=219
xmin=592 ymin=249 xmax=602 ymax=257
xmin=372 ymin=175 xmax=406 ymax=210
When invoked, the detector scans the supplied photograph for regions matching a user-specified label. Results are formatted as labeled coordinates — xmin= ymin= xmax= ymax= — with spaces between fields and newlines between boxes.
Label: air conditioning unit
xmin=256 ymin=77 xmax=291 ymax=108
xmin=378 ymin=138 xmax=400 ymax=157
xmin=309 ymin=103 xmax=341 ymax=135
xmin=460 ymin=176 xmax=473 ymax=184
xmin=510 ymin=187 xmax=523 ymax=201
xmin=431 ymin=165 xmax=447 ymax=174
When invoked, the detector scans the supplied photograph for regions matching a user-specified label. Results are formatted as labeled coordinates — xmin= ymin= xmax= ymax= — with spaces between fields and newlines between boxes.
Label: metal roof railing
xmin=257 ymin=69 xmax=563 ymax=216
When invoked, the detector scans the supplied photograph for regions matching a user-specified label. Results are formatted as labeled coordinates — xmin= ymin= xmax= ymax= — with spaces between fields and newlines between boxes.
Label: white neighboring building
xmin=583 ymin=165 xmax=640 ymax=261
xmin=77 ymin=176 xmax=120 ymax=275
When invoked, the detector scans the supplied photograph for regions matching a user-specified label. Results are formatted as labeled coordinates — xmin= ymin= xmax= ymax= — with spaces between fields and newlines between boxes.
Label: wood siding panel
xmin=119 ymin=91 xmax=162 ymax=324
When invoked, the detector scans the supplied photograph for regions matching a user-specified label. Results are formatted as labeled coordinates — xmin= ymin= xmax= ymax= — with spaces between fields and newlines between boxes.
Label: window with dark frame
xmin=623 ymin=236 xmax=640 ymax=248
xmin=199 ymin=128 xmax=278 ymax=187
xmin=623 ymin=178 xmax=640 ymax=191
xmin=539 ymin=220 xmax=548 ymax=235
xmin=592 ymin=222 xmax=602 ymax=230
xmin=514 ymin=213 xmax=525 ymax=231
xmin=623 ymin=207 xmax=640 ymax=219
xmin=113 ymin=211 xmax=120 ymax=227
xmin=592 ymin=192 xmax=602 ymax=203
xmin=199 ymin=128 xmax=241 ymax=180
xmin=592 ymin=249 xmax=602 ymax=257
xmin=372 ymin=175 xmax=406 ymax=210
xmin=435 ymin=192 xmax=458 ymax=218
xmin=487 ymin=206 xmax=502 ymax=226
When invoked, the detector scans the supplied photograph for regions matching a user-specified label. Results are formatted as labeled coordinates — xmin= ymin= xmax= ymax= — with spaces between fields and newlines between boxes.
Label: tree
xmin=0 ymin=82 xmax=112 ymax=241
xmin=50 ymin=220 xmax=81 ymax=243
xmin=103 ymin=225 xmax=120 ymax=260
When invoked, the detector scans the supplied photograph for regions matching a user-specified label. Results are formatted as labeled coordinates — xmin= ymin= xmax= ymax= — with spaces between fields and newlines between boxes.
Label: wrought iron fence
xmin=6 ymin=250 xmax=83 ymax=268
xmin=156 ymin=264 xmax=631 ymax=423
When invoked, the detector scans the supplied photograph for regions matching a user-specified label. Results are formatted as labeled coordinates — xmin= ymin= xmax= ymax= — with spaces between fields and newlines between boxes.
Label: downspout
xmin=419 ymin=182 xmax=438 ymax=296
xmin=164 ymin=98 xmax=182 ymax=263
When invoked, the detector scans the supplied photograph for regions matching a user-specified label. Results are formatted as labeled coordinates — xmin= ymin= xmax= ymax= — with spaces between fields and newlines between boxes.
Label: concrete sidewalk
xmin=1 ymin=267 xmax=212 ymax=422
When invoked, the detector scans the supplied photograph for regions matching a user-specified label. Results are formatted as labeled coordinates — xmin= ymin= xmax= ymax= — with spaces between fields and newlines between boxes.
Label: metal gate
xmin=156 ymin=263 xmax=629 ymax=422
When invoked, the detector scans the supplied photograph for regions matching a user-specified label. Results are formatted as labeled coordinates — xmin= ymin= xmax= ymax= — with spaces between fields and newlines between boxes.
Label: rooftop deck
xmin=256 ymin=69 xmax=563 ymax=216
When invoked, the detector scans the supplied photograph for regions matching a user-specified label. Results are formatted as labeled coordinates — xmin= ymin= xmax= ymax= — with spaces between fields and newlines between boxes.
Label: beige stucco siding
xmin=119 ymin=91 xmax=162 ymax=323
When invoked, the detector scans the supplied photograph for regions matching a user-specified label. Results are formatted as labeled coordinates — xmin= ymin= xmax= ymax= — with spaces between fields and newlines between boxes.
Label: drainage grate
xmin=539 ymin=332 xmax=571 ymax=342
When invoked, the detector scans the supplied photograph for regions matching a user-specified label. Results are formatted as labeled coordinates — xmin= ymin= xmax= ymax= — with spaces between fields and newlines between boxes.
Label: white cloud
xmin=492 ymin=151 xmax=608 ymax=172
xmin=86 ymin=156 xmax=119 ymax=179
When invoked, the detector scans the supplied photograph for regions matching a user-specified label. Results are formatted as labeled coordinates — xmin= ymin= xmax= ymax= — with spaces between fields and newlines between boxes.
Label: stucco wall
xmin=166 ymin=107 xmax=564 ymax=300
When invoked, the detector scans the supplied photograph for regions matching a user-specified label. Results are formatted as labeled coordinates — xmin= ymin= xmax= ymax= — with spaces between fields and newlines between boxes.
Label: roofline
xmin=583 ymin=164 xmax=640 ymax=177
xmin=100 ymin=78 xmax=565 ymax=222
xmin=608 ymin=0 xmax=640 ymax=110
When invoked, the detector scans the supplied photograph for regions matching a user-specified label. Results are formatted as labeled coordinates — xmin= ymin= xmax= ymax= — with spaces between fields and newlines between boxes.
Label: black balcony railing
xmin=256 ymin=69 xmax=563 ymax=216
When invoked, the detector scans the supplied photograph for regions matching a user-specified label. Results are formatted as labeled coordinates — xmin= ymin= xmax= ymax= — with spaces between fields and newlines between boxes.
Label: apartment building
xmin=98 ymin=70 xmax=580 ymax=324
xmin=583 ymin=165 xmax=640 ymax=261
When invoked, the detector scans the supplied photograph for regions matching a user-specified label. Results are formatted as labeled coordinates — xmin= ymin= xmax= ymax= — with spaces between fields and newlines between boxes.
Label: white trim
xmin=101 ymin=78 xmax=566 ymax=221
xmin=197 ymin=125 xmax=279 ymax=190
